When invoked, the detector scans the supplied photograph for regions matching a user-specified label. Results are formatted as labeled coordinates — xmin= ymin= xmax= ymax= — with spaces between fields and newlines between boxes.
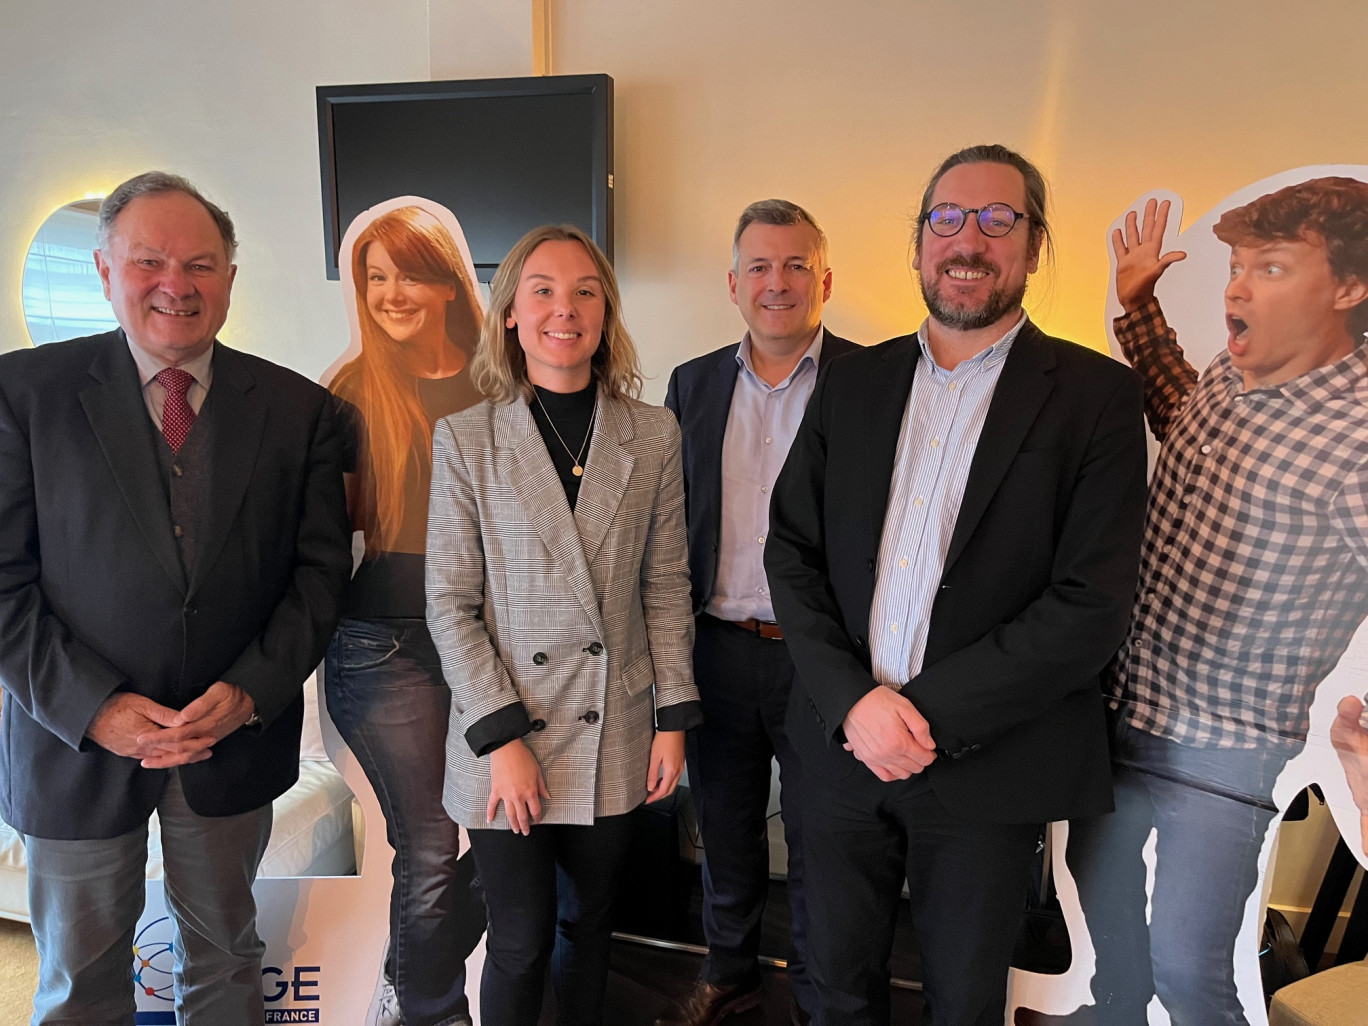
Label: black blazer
xmin=664 ymin=327 xmax=858 ymax=614
xmin=765 ymin=322 xmax=1148 ymax=824
xmin=0 ymin=331 xmax=353 ymax=839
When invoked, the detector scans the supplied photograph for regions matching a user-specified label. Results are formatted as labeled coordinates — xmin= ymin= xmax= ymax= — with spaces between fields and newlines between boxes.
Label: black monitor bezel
xmin=316 ymin=73 xmax=614 ymax=281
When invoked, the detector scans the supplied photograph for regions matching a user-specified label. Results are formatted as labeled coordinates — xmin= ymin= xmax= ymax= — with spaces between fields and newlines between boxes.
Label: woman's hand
xmin=645 ymin=730 xmax=686 ymax=803
xmin=488 ymin=738 xmax=549 ymax=835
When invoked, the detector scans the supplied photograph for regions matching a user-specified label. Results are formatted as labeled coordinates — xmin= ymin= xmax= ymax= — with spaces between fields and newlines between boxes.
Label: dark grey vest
xmin=155 ymin=389 xmax=215 ymax=583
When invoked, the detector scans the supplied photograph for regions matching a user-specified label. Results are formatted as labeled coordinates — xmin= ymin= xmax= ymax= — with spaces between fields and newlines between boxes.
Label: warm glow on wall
xmin=548 ymin=0 xmax=1368 ymax=391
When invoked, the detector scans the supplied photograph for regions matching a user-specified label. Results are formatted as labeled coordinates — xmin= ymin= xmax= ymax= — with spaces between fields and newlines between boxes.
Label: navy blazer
xmin=664 ymin=327 xmax=858 ymax=614
xmin=765 ymin=321 xmax=1149 ymax=824
xmin=0 ymin=331 xmax=353 ymax=839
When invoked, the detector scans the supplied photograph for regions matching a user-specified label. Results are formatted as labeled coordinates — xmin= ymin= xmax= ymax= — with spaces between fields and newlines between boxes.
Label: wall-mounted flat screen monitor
xmin=316 ymin=73 xmax=613 ymax=281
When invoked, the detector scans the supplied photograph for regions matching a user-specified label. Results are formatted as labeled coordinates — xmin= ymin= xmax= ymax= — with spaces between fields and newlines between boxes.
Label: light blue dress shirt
xmin=706 ymin=328 xmax=825 ymax=622
xmin=868 ymin=313 xmax=1025 ymax=687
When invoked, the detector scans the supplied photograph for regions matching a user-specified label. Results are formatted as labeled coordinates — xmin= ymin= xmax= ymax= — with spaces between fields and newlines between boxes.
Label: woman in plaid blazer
xmin=426 ymin=225 xmax=701 ymax=1026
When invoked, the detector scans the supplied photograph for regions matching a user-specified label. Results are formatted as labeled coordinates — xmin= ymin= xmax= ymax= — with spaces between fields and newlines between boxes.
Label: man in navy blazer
xmin=0 ymin=172 xmax=352 ymax=1022
xmin=659 ymin=200 xmax=856 ymax=1026
xmin=765 ymin=147 xmax=1148 ymax=1024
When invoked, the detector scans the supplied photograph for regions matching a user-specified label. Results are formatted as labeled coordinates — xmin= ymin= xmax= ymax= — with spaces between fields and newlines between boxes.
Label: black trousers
xmin=467 ymin=813 xmax=634 ymax=1026
xmin=800 ymin=765 xmax=1039 ymax=1026
xmin=686 ymin=614 xmax=812 ymax=1008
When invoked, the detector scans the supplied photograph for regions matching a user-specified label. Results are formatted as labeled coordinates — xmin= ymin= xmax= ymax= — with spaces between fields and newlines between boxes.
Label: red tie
xmin=156 ymin=368 xmax=196 ymax=453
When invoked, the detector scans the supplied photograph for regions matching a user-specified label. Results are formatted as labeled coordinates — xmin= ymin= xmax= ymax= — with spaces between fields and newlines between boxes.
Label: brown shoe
xmin=654 ymin=979 xmax=763 ymax=1026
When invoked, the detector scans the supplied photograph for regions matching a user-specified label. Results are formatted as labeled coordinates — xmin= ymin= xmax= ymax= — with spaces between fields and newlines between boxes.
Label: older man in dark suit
xmin=765 ymin=146 xmax=1149 ymax=1025
xmin=658 ymin=200 xmax=856 ymax=1026
xmin=0 ymin=171 xmax=352 ymax=1023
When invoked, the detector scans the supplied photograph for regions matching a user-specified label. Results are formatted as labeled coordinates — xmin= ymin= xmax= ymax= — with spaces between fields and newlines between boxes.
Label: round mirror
xmin=23 ymin=199 xmax=119 ymax=345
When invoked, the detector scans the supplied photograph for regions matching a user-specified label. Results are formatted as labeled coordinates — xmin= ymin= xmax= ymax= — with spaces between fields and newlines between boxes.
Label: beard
xmin=920 ymin=256 xmax=1026 ymax=331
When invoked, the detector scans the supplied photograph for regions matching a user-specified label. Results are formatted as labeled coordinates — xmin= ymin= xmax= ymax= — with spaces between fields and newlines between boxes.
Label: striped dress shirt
xmin=868 ymin=313 xmax=1024 ymax=687
xmin=707 ymin=329 xmax=823 ymax=622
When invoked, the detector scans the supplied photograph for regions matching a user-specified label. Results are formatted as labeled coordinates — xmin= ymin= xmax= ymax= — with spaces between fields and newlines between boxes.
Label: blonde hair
xmin=329 ymin=206 xmax=483 ymax=554
xmin=471 ymin=225 xmax=643 ymax=403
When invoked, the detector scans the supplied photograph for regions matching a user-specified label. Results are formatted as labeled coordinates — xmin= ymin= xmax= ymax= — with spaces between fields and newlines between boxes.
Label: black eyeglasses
xmin=921 ymin=203 xmax=1028 ymax=238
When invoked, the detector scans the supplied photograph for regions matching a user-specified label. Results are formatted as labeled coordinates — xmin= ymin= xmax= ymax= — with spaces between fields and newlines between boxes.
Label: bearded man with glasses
xmin=764 ymin=144 xmax=1149 ymax=1025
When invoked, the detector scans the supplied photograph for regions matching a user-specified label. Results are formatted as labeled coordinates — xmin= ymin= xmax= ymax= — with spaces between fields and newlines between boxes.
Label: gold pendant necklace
xmin=534 ymin=390 xmax=595 ymax=477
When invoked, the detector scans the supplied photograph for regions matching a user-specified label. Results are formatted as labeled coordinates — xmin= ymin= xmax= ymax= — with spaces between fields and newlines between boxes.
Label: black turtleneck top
xmin=529 ymin=382 xmax=596 ymax=508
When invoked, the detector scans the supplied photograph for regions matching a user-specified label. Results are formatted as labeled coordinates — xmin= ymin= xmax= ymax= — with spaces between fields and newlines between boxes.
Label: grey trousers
xmin=24 ymin=770 xmax=272 ymax=1025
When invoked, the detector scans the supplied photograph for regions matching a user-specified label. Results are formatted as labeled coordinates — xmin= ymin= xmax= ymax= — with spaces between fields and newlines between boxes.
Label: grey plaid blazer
xmin=427 ymin=392 xmax=698 ymax=828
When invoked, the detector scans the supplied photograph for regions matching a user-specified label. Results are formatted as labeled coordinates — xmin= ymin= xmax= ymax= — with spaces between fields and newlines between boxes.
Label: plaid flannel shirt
xmin=1107 ymin=297 xmax=1368 ymax=747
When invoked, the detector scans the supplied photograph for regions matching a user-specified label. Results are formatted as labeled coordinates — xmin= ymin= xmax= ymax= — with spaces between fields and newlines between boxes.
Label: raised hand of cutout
xmin=1112 ymin=197 xmax=1187 ymax=313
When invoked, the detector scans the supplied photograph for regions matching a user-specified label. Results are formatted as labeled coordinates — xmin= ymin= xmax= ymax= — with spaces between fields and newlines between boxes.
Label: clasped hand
xmin=85 ymin=681 xmax=258 ymax=769
xmin=841 ymin=686 xmax=938 ymax=782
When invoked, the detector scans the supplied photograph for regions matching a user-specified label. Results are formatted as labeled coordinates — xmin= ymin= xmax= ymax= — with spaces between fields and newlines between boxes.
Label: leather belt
xmin=727 ymin=617 xmax=784 ymax=640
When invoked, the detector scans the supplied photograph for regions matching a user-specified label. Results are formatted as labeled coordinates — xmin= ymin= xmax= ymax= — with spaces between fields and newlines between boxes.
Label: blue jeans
xmin=325 ymin=618 xmax=486 ymax=1026
xmin=1064 ymin=718 xmax=1296 ymax=1026
xmin=26 ymin=770 xmax=271 ymax=1026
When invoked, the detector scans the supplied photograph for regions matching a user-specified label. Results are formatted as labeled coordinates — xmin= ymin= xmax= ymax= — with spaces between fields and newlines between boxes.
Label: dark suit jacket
xmin=765 ymin=321 xmax=1148 ymax=824
xmin=0 ymin=331 xmax=352 ymax=839
xmin=664 ymin=327 xmax=858 ymax=614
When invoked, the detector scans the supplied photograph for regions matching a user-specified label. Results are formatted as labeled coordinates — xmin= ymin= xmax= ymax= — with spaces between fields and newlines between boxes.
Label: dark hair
xmin=732 ymin=199 xmax=828 ymax=270
xmin=914 ymin=143 xmax=1052 ymax=263
xmin=1214 ymin=177 xmax=1368 ymax=338
xmin=97 ymin=171 xmax=237 ymax=260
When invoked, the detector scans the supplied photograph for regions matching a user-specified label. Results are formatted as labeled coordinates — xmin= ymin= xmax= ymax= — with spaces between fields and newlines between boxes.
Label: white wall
xmin=12 ymin=0 xmax=1366 ymax=393
xmin=0 ymin=1 xmax=439 ymax=379
xmin=429 ymin=0 xmax=533 ymax=80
